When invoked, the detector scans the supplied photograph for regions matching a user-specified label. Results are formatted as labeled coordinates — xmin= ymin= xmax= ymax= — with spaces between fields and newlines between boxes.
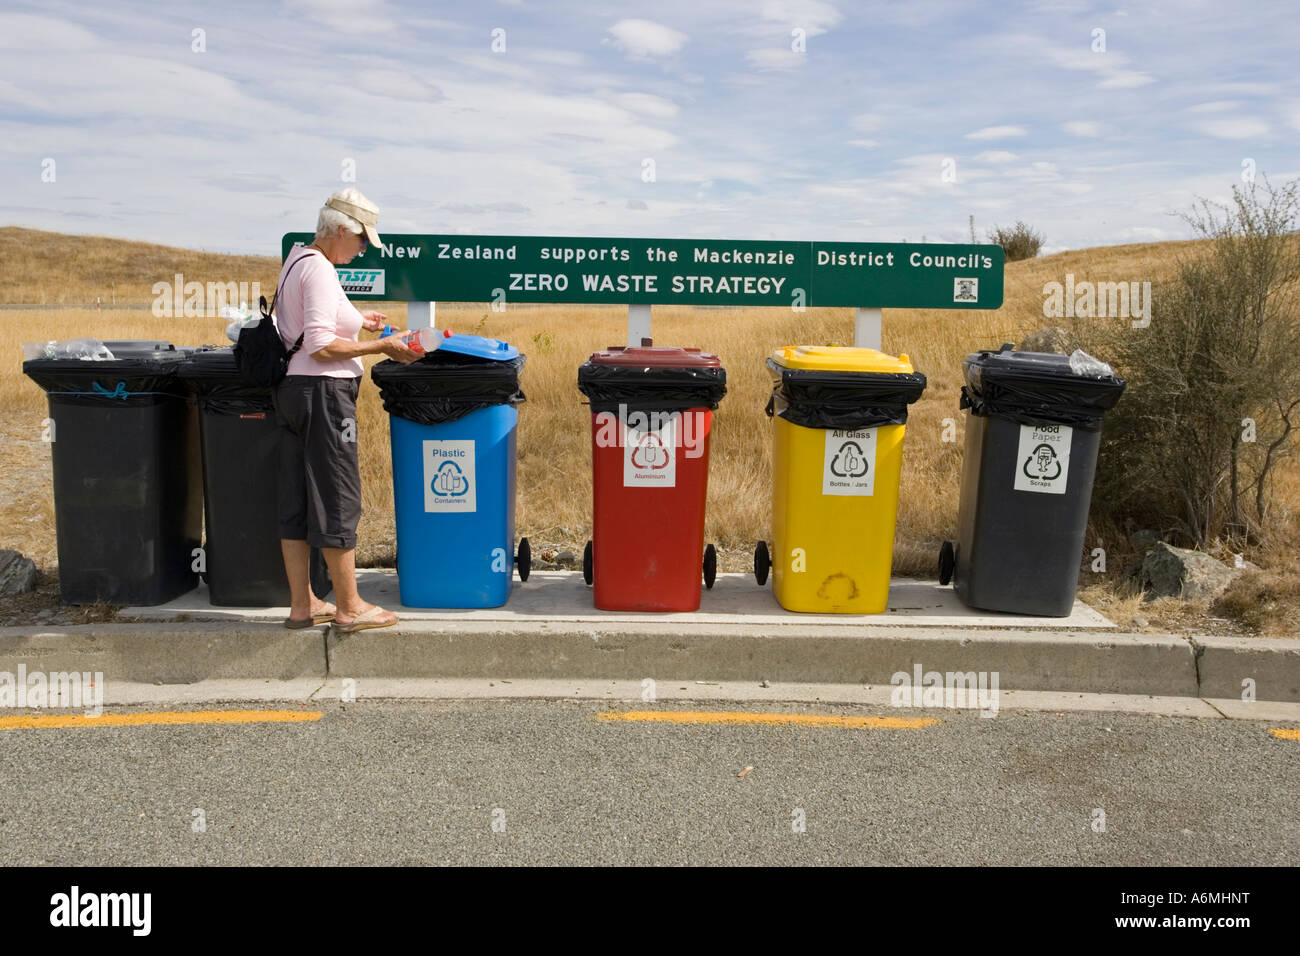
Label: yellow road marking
xmin=595 ymin=710 xmax=939 ymax=729
xmin=1270 ymin=728 xmax=1300 ymax=740
xmin=0 ymin=709 xmax=323 ymax=730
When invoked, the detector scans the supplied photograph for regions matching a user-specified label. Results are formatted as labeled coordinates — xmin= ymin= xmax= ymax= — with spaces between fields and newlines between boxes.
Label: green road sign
xmin=281 ymin=233 xmax=1004 ymax=309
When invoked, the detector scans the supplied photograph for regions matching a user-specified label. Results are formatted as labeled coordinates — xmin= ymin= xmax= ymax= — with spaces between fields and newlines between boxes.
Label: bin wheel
xmin=582 ymin=540 xmax=593 ymax=586
xmin=754 ymin=541 xmax=771 ymax=586
xmin=516 ymin=537 xmax=531 ymax=582
xmin=938 ymin=540 xmax=955 ymax=586
xmin=703 ymin=544 xmax=717 ymax=590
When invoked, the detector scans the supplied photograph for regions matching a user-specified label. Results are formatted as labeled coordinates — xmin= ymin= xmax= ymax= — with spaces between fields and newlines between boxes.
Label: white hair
xmin=315 ymin=187 xmax=377 ymax=239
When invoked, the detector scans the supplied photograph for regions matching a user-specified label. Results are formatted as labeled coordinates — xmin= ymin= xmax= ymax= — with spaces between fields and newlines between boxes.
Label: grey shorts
xmin=274 ymin=375 xmax=362 ymax=550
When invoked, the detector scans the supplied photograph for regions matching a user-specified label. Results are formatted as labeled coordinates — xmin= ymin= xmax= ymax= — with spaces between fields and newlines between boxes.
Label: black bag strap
xmin=259 ymin=247 xmax=321 ymax=355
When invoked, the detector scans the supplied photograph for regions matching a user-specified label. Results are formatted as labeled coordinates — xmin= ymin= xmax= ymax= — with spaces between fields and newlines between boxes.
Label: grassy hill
xmin=0 ymin=226 xmax=282 ymax=306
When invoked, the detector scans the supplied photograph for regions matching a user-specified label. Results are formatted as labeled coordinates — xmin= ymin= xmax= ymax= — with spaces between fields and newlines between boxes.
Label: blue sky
xmin=3 ymin=0 xmax=1298 ymax=254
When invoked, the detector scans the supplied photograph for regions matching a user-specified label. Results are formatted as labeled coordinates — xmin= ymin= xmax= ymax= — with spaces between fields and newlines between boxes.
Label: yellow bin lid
xmin=769 ymin=345 xmax=914 ymax=373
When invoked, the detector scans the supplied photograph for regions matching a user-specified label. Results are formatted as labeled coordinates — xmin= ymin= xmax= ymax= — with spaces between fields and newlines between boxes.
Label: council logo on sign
xmin=953 ymin=277 xmax=978 ymax=302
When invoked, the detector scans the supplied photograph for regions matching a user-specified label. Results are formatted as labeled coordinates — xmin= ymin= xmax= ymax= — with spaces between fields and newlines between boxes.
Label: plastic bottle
xmin=382 ymin=326 xmax=451 ymax=355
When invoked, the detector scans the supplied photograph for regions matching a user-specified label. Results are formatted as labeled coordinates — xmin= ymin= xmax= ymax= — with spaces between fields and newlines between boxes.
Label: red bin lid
xmin=587 ymin=341 xmax=721 ymax=368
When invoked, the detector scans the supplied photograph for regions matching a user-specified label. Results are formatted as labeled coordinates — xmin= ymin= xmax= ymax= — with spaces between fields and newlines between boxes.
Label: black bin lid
xmin=101 ymin=340 xmax=183 ymax=358
xmin=22 ymin=339 xmax=192 ymax=399
xmin=961 ymin=343 xmax=1125 ymax=426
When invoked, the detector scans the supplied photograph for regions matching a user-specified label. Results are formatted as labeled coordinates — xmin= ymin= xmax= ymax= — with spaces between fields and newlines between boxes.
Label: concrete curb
xmin=1 ymin=621 xmax=1299 ymax=701
xmin=1192 ymin=634 xmax=1300 ymax=702
xmin=325 ymin=622 xmax=1201 ymax=696
xmin=0 ymin=622 xmax=326 ymax=682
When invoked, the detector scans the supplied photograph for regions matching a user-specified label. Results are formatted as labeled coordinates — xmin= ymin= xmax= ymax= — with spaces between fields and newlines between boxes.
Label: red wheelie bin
xmin=577 ymin=342 xmax=727 ymax=611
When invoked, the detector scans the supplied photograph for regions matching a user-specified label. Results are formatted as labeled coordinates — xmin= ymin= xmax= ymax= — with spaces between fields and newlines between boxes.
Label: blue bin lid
xmin=437 ymin=332 xmax=519 ymax=361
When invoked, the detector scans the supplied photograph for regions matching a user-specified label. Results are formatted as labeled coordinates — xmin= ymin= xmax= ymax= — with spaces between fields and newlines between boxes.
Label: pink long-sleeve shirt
xmin=274 ymin=246 xmax=365 ymax=378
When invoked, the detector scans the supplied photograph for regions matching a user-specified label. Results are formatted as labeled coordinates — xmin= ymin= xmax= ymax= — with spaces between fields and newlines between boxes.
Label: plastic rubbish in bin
xmin=381 ymin=325 xmax=450 ymax=356
xmin=21 ymin=338 xmax=115 ymax=362
xmin=373 ymin=343 xmax=525 ymax=427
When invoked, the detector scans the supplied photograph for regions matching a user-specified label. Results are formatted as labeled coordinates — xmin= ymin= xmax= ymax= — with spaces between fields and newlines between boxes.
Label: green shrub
xmin=987 ymin=221 xmax=1044 ymax=261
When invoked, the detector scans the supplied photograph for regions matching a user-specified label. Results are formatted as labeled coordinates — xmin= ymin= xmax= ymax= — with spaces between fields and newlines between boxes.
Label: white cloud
xmin=965 ymin=125 xmax=1027 ymax=140
xmin=1197 ymin=117 xmax=1269 ymax=139
xmin=974 ymin=151 xmax=1018 ymax=163
xmin=745 ymin=48 xmax=805 ymax=70
xmin=758 ymin=0 xmax=842 ymax=36
xmin=0 ymin=12 xmax=101 ymax=50
xmin=1187 ymin=101 xmax=1239 ymax=113
xmin=848 ymin=138 xmax=877 ymax=148
xmin=1061 ymin=121 xmax=1101 ymax=137
xmin=851 ymin=113 xmax=884 ymax=132
xmin=285 ymin=0 xmax=395 ymax=34
xmin=1098 ymin=70 xmax=1156 ymax=89
xmin=616 ymin=93 xmax=680 ymax=119
xmin=606 ymin=19 xmax=688 ymax=58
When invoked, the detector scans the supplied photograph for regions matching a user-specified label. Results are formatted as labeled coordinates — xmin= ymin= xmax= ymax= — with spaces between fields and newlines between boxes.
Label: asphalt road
xmin=0 ymin=700 xmax=1296 ymax=866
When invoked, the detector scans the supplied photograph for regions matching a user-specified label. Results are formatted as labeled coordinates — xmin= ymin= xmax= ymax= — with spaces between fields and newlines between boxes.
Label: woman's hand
xmin=360 ymin=310 xmax=388 ymax=332
xmin=379 ymin=331 xmax=421 ymax=364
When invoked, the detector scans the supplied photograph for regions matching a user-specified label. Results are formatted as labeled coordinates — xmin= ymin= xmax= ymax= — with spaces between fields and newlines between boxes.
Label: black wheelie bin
xmin=939 ymin=344 xmax=1125 ymax=616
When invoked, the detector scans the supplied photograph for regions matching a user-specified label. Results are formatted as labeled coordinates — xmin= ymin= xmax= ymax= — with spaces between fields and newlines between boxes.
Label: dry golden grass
xmin=2 ymin=229 xmax=1297 ymax=632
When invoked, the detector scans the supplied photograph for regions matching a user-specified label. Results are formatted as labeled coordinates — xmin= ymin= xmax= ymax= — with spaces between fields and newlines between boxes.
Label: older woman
xmin=274 ymin=188 xmax=419 ymax=632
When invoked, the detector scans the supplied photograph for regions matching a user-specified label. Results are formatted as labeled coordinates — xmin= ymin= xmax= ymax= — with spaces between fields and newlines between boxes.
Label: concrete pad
xmin=1191 ymin=634 xmax=1300 ymax=702
xmin=123 ymin=570 xmax=1115 ymax=629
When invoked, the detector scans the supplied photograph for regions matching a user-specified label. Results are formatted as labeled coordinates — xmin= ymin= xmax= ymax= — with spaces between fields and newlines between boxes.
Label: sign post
xmin=283 ymin=234 xmax=1004 ymax=347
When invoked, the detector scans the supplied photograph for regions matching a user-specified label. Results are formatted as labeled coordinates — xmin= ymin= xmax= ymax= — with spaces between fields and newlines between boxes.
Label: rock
xmin=1140 ymin=542 xmax=1240 ymax=601
xmin=1129 ymin=529 xmax=1163 ymax=554
xmin=554 ymin=550 xmax=576 ymax=569
xmin=1132 ymin=617 xmax=1149 ymax=628
xmin=35 ymin=609 xmax=53 ymax=620
xmin=0 ymin=550 xmax=38 ymax=596
xmin=1018 ymin=326 xmax=1074 ymax=354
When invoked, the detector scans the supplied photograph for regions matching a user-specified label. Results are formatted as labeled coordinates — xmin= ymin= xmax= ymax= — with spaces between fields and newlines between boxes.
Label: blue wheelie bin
xmin=370 ymin=334 xmax=528 ymax=607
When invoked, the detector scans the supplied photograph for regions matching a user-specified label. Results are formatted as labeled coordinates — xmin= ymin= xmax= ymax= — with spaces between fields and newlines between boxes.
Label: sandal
xmin=332 ymin=605 xmax=398 ymax=634
xmin=284 ymin=602 xmax=337 ymax=629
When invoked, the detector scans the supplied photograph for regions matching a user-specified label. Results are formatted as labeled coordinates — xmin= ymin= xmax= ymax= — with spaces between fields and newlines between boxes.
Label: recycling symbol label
xmin=423 ymin=439 xmax=477 ymax=512
xmin=823 ymin=428 xmax=876 ymax=496
xmin=1013 ymin=424 xmax=1072 ymax=495
xmin=431 ymin=460 xmax=470 ymax=496
xmin=624 ymin=415 xmax=677 ymax=488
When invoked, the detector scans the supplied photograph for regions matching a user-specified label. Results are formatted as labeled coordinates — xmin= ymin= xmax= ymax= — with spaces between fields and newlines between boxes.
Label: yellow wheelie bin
xmin=757 ymin=346 xmax=927 ymax=613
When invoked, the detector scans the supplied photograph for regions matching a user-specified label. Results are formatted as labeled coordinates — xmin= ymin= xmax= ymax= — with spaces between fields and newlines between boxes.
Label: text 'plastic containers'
xmin=371 ymin=334 xmax=528 ymax=608
xmin=577 ymin=342 xmax=727 ymax=612
xmin=940 ymin=344 xmax=1125 ymax=616
xmin=761 ymin=345 xmax=927 ymax=613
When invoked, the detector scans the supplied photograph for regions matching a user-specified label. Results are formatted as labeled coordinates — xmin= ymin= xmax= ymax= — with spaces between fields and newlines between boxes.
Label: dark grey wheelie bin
xmin=938 ymin=344 xmax=1125 ymax=616
xmin=22 ymin=340 xmax=201 ymax=605
xmin=178 ymin=347 xmax=331 ymax=607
